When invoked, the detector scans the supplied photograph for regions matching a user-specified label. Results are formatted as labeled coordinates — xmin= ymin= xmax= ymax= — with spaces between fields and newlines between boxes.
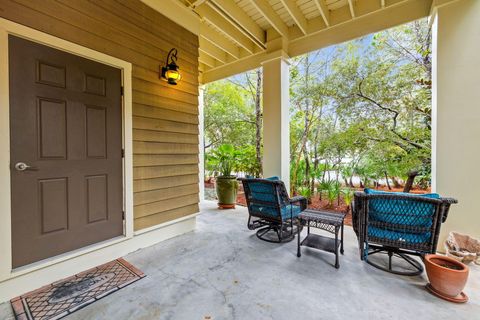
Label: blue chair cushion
xmin=245 ymin=177 xmax=300 ymax=221
xmin=368 ymin=226 xmax=431 ymax=244
xmin=249 ymin=204 xmax=301 ymax=220
xmin=364 ymin=188 xmax=439 ymax=199
xmin=364 ymin=189 xmax=440 ymax=245
xmin=364 ymin=189 xmax=439 ymax=227
xmin=245 ymin=176 xmax=279 ymax=180
xmin=248 ymin=177 xmax=280 ymax=203
xmin=265 ymin=176 xmax=279 ymax=181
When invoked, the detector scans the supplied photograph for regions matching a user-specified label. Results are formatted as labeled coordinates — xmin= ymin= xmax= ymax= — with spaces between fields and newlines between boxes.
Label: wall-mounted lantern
xmin=161 ymin=48 xmax=181 ymax=85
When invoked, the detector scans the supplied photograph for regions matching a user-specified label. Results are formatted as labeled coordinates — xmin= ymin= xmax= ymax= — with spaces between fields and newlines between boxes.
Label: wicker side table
xmin=297 ymin=209 xmax=346 ymax=269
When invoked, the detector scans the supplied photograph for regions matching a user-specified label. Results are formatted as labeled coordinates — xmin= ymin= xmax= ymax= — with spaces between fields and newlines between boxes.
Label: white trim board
xmin=0 ymin=18 xmax=135 ymax=284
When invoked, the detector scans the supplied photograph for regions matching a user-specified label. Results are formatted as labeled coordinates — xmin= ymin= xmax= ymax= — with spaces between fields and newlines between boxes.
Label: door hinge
xmin=121 ymin=148 xmax=125 ymax=158
xmin=120 ymin=86 xmax=124 ymax=96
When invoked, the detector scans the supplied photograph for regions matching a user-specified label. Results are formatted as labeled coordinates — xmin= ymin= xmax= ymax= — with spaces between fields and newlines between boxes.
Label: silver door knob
xmin=15 ymin=162 xmax=36 ymax=171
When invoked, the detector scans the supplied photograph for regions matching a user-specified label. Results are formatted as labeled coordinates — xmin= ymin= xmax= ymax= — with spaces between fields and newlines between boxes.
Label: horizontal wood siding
xmin=0 ymin=0 xmax=200 ymax=230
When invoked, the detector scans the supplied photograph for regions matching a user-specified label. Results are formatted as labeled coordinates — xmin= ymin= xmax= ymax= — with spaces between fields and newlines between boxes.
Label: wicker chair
xmin=352 ymin=190 xmax=457 ymax=275
xmin=240 ymin=177 xmax=307 ymax=243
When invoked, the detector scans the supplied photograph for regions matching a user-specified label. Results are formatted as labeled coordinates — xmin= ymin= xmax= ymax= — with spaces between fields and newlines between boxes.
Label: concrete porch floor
xmin=1 ymin=201 xmax=479 ymax=320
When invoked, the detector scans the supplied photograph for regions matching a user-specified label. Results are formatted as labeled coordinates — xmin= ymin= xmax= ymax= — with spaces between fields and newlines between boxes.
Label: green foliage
xmin=342 ymin=188 xmax=354 ymax=207
xmin=235 ymin=145 xmax=261 ymax=177
xmin=290 ymin=158 xmax=307 ymax=192
xmin=326 ymin=182 xmax=341 ymax=207
xmin=208 ymin=144 xmax=239 ymax=177
xmin=204 ymin=70 xmax=263 ymax=178
xmin=317 ymin=180 xmax=334 ymax=200
xmin=290 ymin=19 xmax=432 ymax=192
xmin=204 ymin=81 xmax=255 ymax=149
xmin=205 ymin=19 xmax=433 ymax=199
xmin=297 ymin=186 xmax=313 ymax=202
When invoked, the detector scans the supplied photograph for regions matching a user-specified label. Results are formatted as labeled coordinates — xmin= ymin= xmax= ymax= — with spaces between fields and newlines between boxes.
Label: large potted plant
xmin=424 ymin=254 xmax=469 ymax=303
xmin=209 ymin=144 xmax=239 ymax=209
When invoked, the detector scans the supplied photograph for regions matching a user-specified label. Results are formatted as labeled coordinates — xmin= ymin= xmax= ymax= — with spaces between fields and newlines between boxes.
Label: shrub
xmin=342 ymin=188 xmax=354 ymax=213
xmin=297 ymin=186 xmax=313 ymax=204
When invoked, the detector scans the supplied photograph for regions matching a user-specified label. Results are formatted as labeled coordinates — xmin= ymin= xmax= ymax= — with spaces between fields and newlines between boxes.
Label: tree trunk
xmin=291 ymin=55 xmax=311 ymax=193
xmin=336 ymin=168 xmax=340 ymax=206
xmin=403 ymin=171 xmax=419 ymax=193
xmin=311 ymin=177 xmax=315 ymax=196
xmin=254 ymin=69 xmax=263 ymax=177
xmin=349 ymin=176 xmax=354 ymax=188
xmin=312 ymin=129 xmax=319 ymax=195
xmin=359 ymin=180 xmax=364 ymax=188
xmin=304 ymin=149 xmax=310 ymax=189
xmin=385 ymin=171 xmax=392 ymax=190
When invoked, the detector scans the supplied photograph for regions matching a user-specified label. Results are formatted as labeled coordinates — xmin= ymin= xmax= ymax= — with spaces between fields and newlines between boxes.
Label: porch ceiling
xmin=147 ymin=0 xmax=439 ymax=83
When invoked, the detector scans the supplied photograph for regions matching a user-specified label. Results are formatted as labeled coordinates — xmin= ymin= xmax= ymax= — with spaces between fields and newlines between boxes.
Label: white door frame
xmin=0 ymin=17 xmax=133 ymax=281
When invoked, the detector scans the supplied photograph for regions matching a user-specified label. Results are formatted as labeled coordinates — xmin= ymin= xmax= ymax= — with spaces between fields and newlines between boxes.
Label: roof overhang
xmin=143 ymin=0 xmax=457 ymax=84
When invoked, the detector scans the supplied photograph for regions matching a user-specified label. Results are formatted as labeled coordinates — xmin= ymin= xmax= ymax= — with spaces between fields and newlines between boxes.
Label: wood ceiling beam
xmin=199 ymin=23 xmax=241 ymax=59
xmin=195 ymin=4 xmax=256 ymax=53
xmin=279 ymin=0 xmax=308 ymax=35
xmin=189 ymin=0 xmax=207 ymax=7
xmin=209 ymin=0 xmax=266 ymax=46
xmin=203 ymin=0 xmax=432 ymax=83
xmin=290 ymin=0 xmax=431 ymax=57
xmin=199 ymin=51 xmax=219 ymax=68
xmin=199 ymin=37 xmax=228 ymax=63
xmin=198 ymin=62 xmax=209 ymax=73
xmin=381 ymin=0 xmax=386 ymax=8
xmin=347 ymin=0 xmax=356 ymax=18
xmin=249 ymin=0 xmax=289 ymax=38
xmin=313 ymin=0 xmax=330 ymax=27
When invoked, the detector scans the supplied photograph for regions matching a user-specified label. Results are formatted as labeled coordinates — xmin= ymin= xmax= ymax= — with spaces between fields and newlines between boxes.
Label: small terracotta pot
xmin=425 ymin=254 xmax=469 ymax=302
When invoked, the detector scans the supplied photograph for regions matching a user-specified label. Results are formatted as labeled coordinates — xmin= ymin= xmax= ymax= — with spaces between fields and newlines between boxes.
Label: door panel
xmin=39 ymin=178 xmax=69 ymax=234
xmin=9 ymin=35 xmax=124 ymax=268
xmin=37 ymin=97 xmax=67 ymax=159
xmin=36 ymin=61 xmax=66 ymax=88
xmin=86 ymin=175 xmax=108 ymax=223
xmin=86 ymin=106 xmax=107 ymax=158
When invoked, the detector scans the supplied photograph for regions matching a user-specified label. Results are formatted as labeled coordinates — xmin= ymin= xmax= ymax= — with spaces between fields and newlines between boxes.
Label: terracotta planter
xmin=424 ymin=254 xmax=469 ymax=303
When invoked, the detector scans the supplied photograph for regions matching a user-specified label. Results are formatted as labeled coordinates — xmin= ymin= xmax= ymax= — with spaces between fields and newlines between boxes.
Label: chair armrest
xmin=440 ymin=197 xmax=458 ymax=223
xmin=290 ymin=196 xmax=307 ymax=211
xmin=442 ymin=197 xmax=458 ymax=205
xmin=353 ymin=191 xmax=367 ymax=233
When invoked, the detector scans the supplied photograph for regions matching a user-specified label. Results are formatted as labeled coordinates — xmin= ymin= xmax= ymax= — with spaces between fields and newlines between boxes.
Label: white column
xmin=262 ymin=53 xmax=290 ymax=192
xmin=432 ymin=0 xmax=480 ymax=250
xmin=198 ymin=85 xmax=205 ymax=202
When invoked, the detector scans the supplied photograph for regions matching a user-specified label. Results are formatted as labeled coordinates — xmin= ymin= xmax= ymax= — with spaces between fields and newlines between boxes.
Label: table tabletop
xmin=298 ymin=209 xmax=346 ymax=227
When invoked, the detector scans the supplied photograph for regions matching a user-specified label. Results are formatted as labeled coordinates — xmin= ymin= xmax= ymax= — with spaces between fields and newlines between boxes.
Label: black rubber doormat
xmin=11 ymin=258 xmax=145 ymax=320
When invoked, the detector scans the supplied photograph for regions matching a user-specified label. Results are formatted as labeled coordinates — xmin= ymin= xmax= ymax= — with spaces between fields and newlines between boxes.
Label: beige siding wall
xmin=0 ymin=0 xmax=200 ymax=231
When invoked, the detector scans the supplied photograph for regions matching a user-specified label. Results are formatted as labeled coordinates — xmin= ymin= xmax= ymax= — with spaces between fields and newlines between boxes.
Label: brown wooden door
xmin=9 ymin=35 xmax=124 ymax=268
